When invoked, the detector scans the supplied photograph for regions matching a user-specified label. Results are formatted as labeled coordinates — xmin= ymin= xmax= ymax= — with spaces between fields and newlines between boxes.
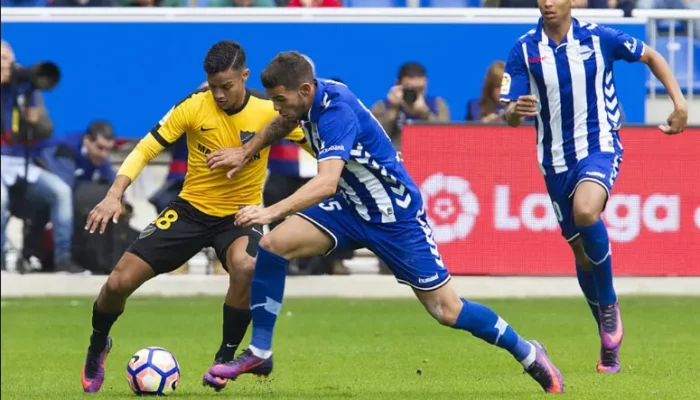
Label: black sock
xmin=215 ymin=304 xmax=252 ymax=362
xmin=88 ymin=301 xmax=122 ymax=354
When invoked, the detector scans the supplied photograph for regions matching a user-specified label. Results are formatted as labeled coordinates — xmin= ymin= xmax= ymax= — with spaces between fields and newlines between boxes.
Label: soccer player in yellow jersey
xmin=80 ymin=41 xmax=310 ymax=394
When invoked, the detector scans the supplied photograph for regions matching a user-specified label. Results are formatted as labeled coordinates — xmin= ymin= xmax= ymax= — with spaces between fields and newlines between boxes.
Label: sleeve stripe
xmin=148 ymin=124 xmax=171 ymax=148
xmin=293 ymin=137 xmax=308 ymax=145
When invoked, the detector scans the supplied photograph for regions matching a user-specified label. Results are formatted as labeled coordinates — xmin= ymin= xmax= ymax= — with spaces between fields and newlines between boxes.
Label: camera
xmin=402 ymin=87 xmax=418 ymax=105
xmin=11 ymin=61 xmax=61 ymax=90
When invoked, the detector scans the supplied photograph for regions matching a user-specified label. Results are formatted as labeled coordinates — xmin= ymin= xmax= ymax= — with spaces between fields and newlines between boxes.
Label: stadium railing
xmin=633 ymin=9 xmax=700 ymax=99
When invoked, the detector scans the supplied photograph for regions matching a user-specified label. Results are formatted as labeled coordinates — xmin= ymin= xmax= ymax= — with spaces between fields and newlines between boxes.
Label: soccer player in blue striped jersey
xmin=206 ymin=51 xmax=564 ymax=393
xmin=501 ymin=0 xmax=687 ymax=373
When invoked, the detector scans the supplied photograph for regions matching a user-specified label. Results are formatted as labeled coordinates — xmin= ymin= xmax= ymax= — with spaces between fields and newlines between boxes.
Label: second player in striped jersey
xmin=501 ymin=0 xmax=687 ymax=374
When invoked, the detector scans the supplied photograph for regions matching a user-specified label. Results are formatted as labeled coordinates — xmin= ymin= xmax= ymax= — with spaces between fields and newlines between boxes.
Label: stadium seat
xmin=420 ymin=0 xmax=481 ymax=6
xmin=345 ymin=0 xmax=407 ymax=6
xmin=648 ymin=36 xmax=700 ymax=94
xmin=656 ymin=19 xmax=686 ymax=34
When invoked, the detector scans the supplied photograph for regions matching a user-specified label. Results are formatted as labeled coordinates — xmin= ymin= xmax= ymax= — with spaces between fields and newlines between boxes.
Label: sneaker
xmin=597 ymin=304 xmax=623 ymax=373
xmin=525 ymin=340 xmax=564 ymax=394
xmin=81 ymin=336 xmax=112 ymax=393
xmin=208 ymin=349 xmax=273 ymax=381
xmin=202 ymin=358 xmax=228 ymax=391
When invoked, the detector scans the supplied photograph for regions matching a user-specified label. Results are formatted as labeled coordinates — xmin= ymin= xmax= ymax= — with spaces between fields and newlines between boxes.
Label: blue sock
xmin=576 ymin=263 xmax=601 ymax=326
xmin=249 ymin=246 xmax=288 ymax=352
xmin=577 ymin=219 xmax=617 ymax=307
xmin=453 ymin=299 xmax=533 ymax=362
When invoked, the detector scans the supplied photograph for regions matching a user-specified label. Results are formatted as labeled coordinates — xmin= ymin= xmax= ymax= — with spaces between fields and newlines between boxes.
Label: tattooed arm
xmin=243 ymin=115 xmax=299 ymax=160
xmin=206 ymin=115 xmax=300 ymax=178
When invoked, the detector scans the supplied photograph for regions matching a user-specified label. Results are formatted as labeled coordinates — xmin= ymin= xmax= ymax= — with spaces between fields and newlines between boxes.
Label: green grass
xmin=2 ymin=296 xmax=699 ymax=399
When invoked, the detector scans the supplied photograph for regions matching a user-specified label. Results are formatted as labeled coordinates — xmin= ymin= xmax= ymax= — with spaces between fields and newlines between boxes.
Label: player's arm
xmin=207 ymin=115 xmax=300 ymax=177
xmin=604 ymin=27 xmax=687 ymax=134
xmin=501 ymin=43 xmax=536 ymax=127
xmin=86 ymin=104 xmax=189 ymax=234
xmin=235 ymin=104 xmax=357 ymax=227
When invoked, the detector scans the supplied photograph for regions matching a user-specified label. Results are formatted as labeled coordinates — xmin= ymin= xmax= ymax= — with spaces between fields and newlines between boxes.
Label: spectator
xmin=1 ymin=40 xmax=82 ymax=273
xmin=41 ymin=120 xmax=117 ymax=190
xmin=466 ymin=61 xmax=507 ymax=124
xmin=370 ymin=62 xmax=450 ymax=151
xmin=208 ymin=0 xmax=276 ymax=6
xmin=287 ymin=0 xmax=341 ymax=6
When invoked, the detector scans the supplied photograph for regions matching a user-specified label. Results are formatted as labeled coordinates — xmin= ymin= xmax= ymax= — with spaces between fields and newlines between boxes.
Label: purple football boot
xmin=208 ymin=349 xmax=273 ymax=381
xmin=81 ymin=336 xmax=112 ymax=393
xmin=597 ymin=304 xmax=623 ymax=373
xmin=525 ymin=340 xmax=564 ymax=394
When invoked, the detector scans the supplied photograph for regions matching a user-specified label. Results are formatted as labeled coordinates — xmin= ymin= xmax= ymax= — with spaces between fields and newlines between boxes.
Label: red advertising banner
xmin=402 ymin=124 xmax=700 ymax=276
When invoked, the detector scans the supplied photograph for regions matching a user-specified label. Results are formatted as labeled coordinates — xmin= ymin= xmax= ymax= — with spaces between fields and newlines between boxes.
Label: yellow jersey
xmin=120 ymin=88 xmax=310 ymax=217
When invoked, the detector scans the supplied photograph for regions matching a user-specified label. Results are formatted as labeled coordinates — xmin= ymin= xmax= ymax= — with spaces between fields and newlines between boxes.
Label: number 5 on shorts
xmin=155 ymin=208 xmax=179 ymax=230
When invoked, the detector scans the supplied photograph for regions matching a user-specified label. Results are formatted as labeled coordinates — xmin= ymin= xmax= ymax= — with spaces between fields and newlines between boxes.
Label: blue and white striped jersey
xmin=501 ymin=18 xmax=645 ymax=175
xmin=300 ymin=79 xmax=421 ymax=224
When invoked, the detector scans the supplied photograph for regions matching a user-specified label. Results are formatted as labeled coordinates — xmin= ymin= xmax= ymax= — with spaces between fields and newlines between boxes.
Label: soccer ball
xmin=126 ymin=347 xmax=180 ymax=396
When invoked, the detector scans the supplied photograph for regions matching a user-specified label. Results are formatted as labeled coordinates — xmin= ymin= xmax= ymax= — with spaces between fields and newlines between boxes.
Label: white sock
xmin=520 ymin=343 xmax=537 ymax=369
xmin=249 ymin=345 xmax=272 ymax=360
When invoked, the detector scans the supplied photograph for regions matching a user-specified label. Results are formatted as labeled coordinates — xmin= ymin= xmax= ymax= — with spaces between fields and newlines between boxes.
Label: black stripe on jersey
xmin=290 ymin=137 xmax=308 ymax=145
xmin=149 ymin=126 xmax=171 ymax=148
xmin=147 ymin=87 xmax=208 ymax=148
xmin=225 ymin=89 xmax=251 ymax=116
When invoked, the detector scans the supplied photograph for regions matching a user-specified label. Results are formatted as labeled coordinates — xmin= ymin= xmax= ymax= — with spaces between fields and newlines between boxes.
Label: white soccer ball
xmin=126 ymin=347 xmax=180 ymax=396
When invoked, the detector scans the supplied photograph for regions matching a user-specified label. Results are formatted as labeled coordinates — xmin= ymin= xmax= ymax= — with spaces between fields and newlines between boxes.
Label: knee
xmin=573 ymin=203 xmax=601 ymax=227
xmin=227 ymin=253 xmax=255 ymax=276
xmin=259 ymin=234 xmax=291 ymax=260
xmin=425 ymin=298 xmax=462 ymax=327
xmin=104 ymin=272 xmax=134 ymax=299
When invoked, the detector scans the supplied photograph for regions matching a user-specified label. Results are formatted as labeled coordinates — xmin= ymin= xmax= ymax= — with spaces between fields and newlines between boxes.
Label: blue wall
xmin=1 ymin=21 xmax=646 ymax=138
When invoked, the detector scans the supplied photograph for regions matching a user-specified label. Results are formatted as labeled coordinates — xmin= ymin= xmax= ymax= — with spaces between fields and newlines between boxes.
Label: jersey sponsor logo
xmin=417 ymin=273 xmax=439 ymax=284
xmin=319 ymin=144 xmax=345 ymax=155
xmin=527 ymin=56 xmax=547 ymax=64
xmin=420 ymin=174 xmax=480 ymax=244
xmin=585 ymin=171 xmax=606 ymax=179
xmin=500 ymin=72 xmax=512 ymax=95
xmin=197 ymin=143 xmax=212 ymax=155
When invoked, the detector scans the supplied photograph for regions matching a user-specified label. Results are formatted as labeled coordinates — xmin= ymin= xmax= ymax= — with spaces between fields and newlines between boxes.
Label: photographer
xmin=371 ymin=62 xmax=450 ymax=151
xmin=0 ymin=40 xmax=82 ymax=273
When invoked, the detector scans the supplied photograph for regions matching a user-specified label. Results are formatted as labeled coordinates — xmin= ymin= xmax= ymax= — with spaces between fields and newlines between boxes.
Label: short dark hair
xmin=398 ymin=62 xmax=427 ymax=80
xmin=260 ymin=51 xmax=315 ymax=90
xmin=203 ymin=40 xmax=246 ymax=75
xmin=86 ymin=120 xmax=114 ymax=141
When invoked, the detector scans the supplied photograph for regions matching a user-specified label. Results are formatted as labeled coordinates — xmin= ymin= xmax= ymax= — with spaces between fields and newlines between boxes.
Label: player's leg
xmin=570 ymin=153 xmax=624 ymax=373
xmin=82 ymin=202 xmax=209 ymax=392
xmin=372 ymin=213 xmax=563 ymax=393
xmin=202 ymin=226 xmax=261 ymax=391
xmin=210 ymin=201 xmax=356 ymax=381
xmin=413 ymin=283 xmax=563 ymax=393
xmin=570 ymin=238 xmax=600 ymax=326
xmin=546 ymin=173 xmax=601 ymax=327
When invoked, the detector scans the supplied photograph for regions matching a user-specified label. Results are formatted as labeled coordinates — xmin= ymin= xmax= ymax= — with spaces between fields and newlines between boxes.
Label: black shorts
xmin=128 ymin=198 xmax=263 ymax=275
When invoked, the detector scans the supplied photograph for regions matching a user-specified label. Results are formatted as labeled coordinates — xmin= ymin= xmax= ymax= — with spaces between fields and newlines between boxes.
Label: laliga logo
xmin=420 ymin=173 xmax=479 ymax=244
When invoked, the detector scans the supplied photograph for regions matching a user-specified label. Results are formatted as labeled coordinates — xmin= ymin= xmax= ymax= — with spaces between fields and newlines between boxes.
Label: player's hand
xmin=514 ymin=95 xmax=540 ymax=117
xmin=659 ymin=107 xmax=687 ymax=135
xmin=206 ymin=147 xmax=247 ymax=177
xmin=85 ymin=194 xmax=122 ymax=234
xmin=235 ymin=205 xmax=276 ymax=227
xmin=387 ymin=85 xmax=403 ymax=108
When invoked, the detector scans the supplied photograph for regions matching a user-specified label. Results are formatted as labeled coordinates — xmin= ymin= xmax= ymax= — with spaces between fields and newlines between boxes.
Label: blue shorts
xmin=297 ymin=195 xmax=451 ymax=291
xmin=544 ymin=151 xmax=622 ymax=242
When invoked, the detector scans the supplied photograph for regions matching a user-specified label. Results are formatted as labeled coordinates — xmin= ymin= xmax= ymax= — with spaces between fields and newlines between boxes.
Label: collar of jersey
xmin=223 ymin=89 xmax=251 ymax=116
xmin=303 ymin=78 xmax=326 ymax=124
xmin=534 ymin=17 xmax=581 ymax=46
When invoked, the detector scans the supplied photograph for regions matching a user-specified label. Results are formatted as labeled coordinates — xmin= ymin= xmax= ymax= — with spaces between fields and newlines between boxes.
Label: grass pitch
xmin=2 ymin=296 xmax=699 ymax=399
